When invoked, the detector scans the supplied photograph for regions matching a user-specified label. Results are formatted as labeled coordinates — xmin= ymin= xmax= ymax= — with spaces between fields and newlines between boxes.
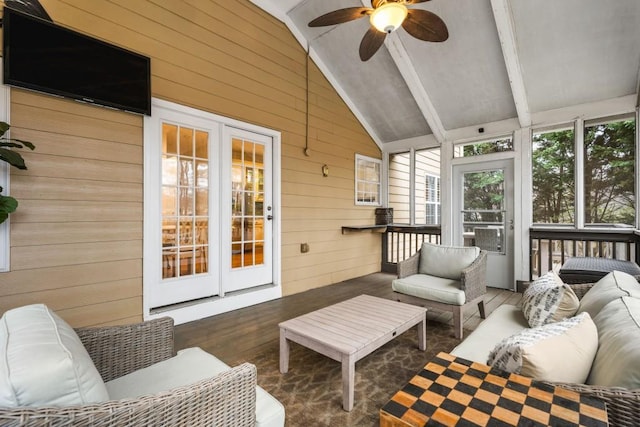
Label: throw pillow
xmin=0 ymin=304 xmax=109 ymax=407
xmin=588 ymin=297 xmax=640 ymax=389
xmin=418 ymin=241 xmax=480 ymax=280
xmin=578 ymin=270 xmax=640 ymax=318
xmin=521 ymin=271 xmax=579 ymax=328
xmin=487 ymin=312 xmax=597 ymax=383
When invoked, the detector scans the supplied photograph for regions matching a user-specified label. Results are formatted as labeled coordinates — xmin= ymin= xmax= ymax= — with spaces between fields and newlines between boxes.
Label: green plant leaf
xmin=16 ymin=140 xmax=36 ymax=150
xmin=0 ymin=147 xmax=27 ymax=169
xmin=0 ymin=139 xmax=36 ymax=150
xmin=0 ymin=142 xmax=25 ymax=149
xmin=0 ymin=122 xmax=9 ymax=138
xmin=0 ymin=194 xmax=18 ymax=215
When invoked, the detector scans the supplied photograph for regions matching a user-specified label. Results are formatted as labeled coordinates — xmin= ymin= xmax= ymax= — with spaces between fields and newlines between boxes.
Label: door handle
xmin=267 ymin=215 xmax=273 ymax=221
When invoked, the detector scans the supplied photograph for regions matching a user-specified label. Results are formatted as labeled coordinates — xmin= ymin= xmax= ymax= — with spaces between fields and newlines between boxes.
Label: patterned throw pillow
xmin=487 ymin=312 xmax=598 ymax=383
xmin=521 ymin=271 xmax=579 ymax=328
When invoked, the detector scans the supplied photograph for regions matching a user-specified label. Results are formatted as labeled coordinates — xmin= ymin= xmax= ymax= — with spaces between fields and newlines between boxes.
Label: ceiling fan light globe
xmin=370 ymin=3 xmax=407 ymax=34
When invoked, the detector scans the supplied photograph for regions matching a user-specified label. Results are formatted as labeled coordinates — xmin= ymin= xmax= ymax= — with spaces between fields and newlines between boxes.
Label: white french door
xmin=144 ymin=102 xmax=277 ymax=310
xmin=453 ymin=159 xmax=514 ymax=290
xmin=146 ymin=109 xmax=221 ymax=308
xmin=221 ymin=127 xmax=273 ymax=293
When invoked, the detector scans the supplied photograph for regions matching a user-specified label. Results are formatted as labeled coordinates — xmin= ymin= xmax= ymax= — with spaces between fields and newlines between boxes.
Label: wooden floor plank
xmin=174 ymin=272 xmax=521 ymax=364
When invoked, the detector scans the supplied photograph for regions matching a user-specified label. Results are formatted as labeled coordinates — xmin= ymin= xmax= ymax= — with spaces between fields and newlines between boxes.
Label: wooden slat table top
xmin=278 ymin=294 xmax=426 ymax=355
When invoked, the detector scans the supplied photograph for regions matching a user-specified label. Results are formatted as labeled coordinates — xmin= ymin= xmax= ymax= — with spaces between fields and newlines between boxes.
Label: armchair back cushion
xmin=0 ymin=304 xmax=109 ymax=407
xmin=418 ymin=242 xmax=480 ymax=280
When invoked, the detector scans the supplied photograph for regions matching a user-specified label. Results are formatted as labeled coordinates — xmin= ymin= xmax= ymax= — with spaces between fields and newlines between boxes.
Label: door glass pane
xmin=462 ymin=169 xmax=505 ymax=253
xmin=161 ymin=123 xmax=209 ymax=279
xmin=231 ymin=138 xmax=265 ymax=269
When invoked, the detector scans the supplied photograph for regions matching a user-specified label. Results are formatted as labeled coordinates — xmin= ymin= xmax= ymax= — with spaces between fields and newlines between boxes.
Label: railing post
xmin=381 ymin=230 xmax=389 ymax=273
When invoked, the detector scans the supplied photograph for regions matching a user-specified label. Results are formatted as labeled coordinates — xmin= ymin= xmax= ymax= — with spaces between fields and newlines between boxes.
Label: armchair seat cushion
xmin=106 ymin=347 xmax=285 ymax=427
xmin=392 ymin=274 xmax=465 ymax=305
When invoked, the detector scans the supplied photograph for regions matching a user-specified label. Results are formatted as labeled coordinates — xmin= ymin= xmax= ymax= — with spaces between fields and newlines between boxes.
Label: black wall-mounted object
xmin=5 ymin=0 xmax=52 ymax=22
xmin=3 ymin=7 xmax=151 ymax=115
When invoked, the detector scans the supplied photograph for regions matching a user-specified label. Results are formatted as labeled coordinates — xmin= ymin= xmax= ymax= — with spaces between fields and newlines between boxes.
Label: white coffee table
xmin=279 ymin=294 xmax=427 ymax=411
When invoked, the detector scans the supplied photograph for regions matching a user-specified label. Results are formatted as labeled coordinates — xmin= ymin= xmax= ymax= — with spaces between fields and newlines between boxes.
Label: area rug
xmin=229 ymin=320 xmax=465 ymax=427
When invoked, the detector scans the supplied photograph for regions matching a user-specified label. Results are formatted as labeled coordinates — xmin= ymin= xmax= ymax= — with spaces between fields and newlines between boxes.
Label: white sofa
xmin=0 ymin=304 xmax=285 ymax=427
xmin=450 ymin=270 xmax=640 ymax=427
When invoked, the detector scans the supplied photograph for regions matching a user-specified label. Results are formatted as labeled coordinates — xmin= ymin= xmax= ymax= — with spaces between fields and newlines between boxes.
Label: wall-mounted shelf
xmin=341 ymin=225 xmax=387 ymax=234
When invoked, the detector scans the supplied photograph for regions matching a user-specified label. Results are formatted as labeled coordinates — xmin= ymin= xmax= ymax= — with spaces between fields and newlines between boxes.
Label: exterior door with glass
xmin=222 ymin=127 xmax=273 ymax=293
xmin=453 ymin=159 xmax=514 ymax=290
xmin=148 ymin=115 xmax=220 ymax=308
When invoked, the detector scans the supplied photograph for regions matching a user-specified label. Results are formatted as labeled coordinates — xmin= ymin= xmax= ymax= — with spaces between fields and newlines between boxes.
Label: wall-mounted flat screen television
xmin=3 ymin=7 xmax=151 ymax=115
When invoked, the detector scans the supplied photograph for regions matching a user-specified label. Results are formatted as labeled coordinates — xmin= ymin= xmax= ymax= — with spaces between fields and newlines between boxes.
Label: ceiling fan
xmin=308 ymin=0 xmax=448 ymax=61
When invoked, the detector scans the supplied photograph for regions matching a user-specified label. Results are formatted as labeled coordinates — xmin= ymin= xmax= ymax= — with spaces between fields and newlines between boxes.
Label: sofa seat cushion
xmin=521 ymin=271 xmax=579 ymax=328
xmin=106 ymin=347 xmax=285 ymax=427
xmin=588 ymin=297 xmax=640 ymax=389
xmin=450 ymin=305 xmax=528 ymax=363
xmin=487 ymin=312 xmax=597 ymax=384
xmin=418 ymin=242 xmax=480 ymax=280
xmin=0 ymin=304 xmax=109 ymax=407
xmin=392 ymin=274 xmax=465 ymax=305
xmin=578 ymin=270 xmax=640 ymax=318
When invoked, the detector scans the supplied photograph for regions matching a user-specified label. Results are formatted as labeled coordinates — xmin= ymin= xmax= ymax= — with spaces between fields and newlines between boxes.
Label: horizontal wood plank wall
xmin=0 ymin=0 xmax=381 ymax=325
xmin=2 ymin=90 xmax=143 ymax=328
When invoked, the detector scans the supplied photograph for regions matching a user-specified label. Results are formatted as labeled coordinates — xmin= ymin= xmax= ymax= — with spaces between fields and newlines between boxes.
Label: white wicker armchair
xmin=392 ymin=242 xmax=488 ymax=339
xmin=0 ymin=316 xmax=270 ymax=427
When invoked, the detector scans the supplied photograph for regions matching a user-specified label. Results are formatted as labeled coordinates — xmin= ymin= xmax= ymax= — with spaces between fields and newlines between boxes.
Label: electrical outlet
xmin=300 ymin=243 xmax=309 ymax=253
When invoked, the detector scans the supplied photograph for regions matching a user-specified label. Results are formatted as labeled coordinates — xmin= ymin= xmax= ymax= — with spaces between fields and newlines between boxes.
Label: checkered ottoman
xmin=380 ymin=352 xmax=608 ymax=427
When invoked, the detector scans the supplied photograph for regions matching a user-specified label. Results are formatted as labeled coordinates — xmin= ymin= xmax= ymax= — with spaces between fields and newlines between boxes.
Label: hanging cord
xmin=304 ymin=43 xmax=311 ymax=156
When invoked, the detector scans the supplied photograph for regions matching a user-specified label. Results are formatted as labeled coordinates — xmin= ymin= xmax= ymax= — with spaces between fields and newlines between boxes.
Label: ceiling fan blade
xmin=404 ymin=0 xmax=431 ymax=4
xmin=402 ymin=9 xmax=449 ymax=42
xmin=308 ymin=7 xmax=371 ymax=27
xmin=359 ymin=27 xmax=387 ymax=61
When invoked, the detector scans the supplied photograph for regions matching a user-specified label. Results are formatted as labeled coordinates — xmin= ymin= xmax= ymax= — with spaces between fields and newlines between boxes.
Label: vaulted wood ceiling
xmin=251 ymin=0 xmax=640 ymax=148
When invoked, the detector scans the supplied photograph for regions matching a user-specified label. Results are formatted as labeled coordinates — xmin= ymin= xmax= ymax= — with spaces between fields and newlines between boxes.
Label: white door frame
xmin=143 ymin=98 xmax=281 ymax=325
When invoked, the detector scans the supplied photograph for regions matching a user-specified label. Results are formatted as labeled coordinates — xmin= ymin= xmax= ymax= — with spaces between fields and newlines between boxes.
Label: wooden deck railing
xmin=529 ymin=227 xmax=640 ymax=280
xmin=381 ymin=225 xmax=441 ymax=273
xmin=380 ymin=225 xmax=640 ymax=279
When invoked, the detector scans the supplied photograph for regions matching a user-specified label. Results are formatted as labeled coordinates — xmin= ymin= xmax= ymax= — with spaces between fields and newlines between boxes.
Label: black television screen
xmin=3 ymin=7 xmax=151 ymax=115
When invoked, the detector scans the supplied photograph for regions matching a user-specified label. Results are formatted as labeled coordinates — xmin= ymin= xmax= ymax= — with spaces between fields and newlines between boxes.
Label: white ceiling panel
xmin=400 ymin=0 xmax=517 ymax=130
xmin=252 ymin=0 xmax=640 ymax=145
xmin=312 ymin=22 xmax=432 ymax=142
xmin=512 ymin=0 xmax=640 ymax=113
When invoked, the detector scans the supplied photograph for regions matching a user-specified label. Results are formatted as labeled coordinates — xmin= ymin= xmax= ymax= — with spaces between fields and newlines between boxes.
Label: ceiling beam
xmin=386 ymin=34 xmax=448 ymax=144
xmin=491 ymin=0 xmax=531 ymax=128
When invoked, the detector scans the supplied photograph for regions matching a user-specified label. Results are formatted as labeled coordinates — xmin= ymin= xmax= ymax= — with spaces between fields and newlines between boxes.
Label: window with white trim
xmin=453 ymin=136 xmax=513 ymax=158
xmin=425 ymin=174 xmax=440 ymax=225
xmin=355 ymin=154 xmax=381 ymax=205
xmin=532 ymin=114 xmax=636 ymax=227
